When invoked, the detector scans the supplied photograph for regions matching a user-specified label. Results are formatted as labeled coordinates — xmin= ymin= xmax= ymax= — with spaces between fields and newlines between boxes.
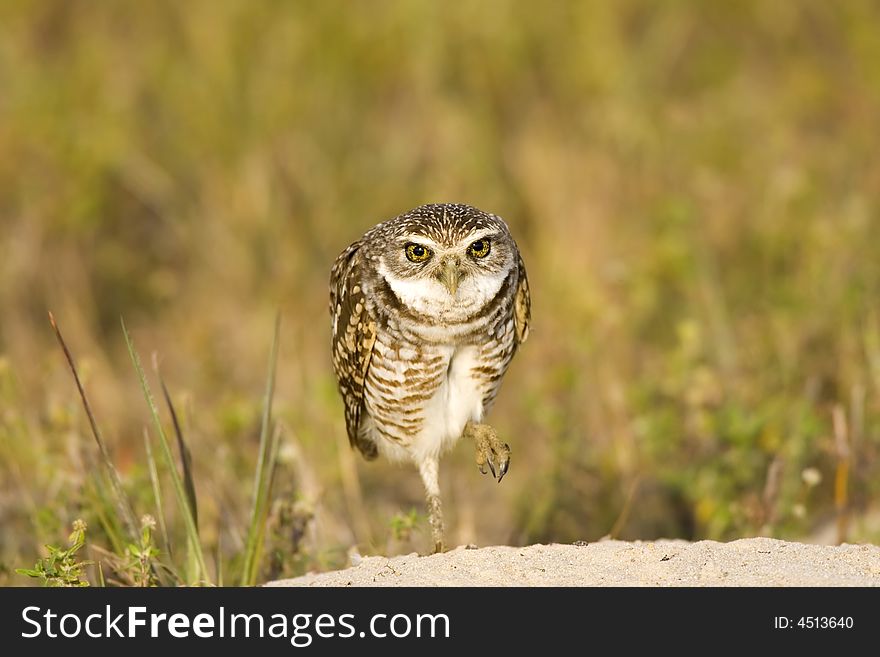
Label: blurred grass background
xmin=2 ymin=0 xmax=880 ymax=585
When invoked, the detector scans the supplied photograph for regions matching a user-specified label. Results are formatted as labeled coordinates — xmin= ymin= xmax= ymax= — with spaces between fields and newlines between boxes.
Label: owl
xmin=329 ymin=203 xmax=530 ymax=552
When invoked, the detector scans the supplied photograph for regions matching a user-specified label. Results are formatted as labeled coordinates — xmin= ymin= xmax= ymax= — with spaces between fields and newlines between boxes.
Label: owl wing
xmin=329 ymin=241 xmax=378 ymax=457
xmin=513 ymin=254 xmax=531 ymax=345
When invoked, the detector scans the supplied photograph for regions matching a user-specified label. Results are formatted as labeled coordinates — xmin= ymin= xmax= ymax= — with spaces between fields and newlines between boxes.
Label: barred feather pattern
xmin=330 ymin=203 xmax=530 ymax=465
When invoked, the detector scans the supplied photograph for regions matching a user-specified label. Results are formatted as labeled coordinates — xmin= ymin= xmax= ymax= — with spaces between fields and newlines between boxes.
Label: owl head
xmin=368 ymin=203 xmax=519 ymax=321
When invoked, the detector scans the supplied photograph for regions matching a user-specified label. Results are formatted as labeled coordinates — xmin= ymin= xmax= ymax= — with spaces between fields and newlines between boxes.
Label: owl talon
xmin=466 ymin=421 xmax=511 ymax=484
xmin=497 ymin=448 xmax=510 ymax=482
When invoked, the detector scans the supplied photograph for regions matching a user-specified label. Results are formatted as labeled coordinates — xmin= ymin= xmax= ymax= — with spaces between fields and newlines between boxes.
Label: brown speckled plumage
xmin=329 ymin=203 xmax=530 ymax=551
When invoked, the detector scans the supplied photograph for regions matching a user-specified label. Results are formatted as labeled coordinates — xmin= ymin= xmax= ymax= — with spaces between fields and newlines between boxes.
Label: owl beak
xmin=440 ymin=258 xmax=461 ymax=296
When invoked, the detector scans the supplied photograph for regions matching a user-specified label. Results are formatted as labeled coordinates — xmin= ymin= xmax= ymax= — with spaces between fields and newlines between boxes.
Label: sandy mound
xmin=266 ymin=538 xmax=880 ymax=587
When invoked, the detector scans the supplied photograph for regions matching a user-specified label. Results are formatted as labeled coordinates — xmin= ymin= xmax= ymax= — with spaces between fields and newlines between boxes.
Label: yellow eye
xmin=468 ymin=238 xmax=491 ymax=258
xmin=405 ymin=243 xmax=432 ymax=262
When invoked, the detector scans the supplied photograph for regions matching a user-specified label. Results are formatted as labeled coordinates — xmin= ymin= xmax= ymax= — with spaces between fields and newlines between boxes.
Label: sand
xmin=265 ymin=538 xmax=880 ymax=587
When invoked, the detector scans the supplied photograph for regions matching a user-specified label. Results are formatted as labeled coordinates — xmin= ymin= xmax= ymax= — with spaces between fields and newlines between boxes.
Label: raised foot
xmin=464 ymin=421 xmax=510 ymax=483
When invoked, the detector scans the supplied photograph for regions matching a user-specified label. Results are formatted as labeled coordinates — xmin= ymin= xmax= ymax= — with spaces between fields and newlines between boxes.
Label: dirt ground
xmin=266 ymin=538 xmax=880 ymax=587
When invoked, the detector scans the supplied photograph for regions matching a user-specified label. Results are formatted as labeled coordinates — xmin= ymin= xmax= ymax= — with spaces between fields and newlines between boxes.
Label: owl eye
xmin=468 ymin=238 xmax=491 ymax=258
xmin=405 ymin=243 xmax=432 ymax=263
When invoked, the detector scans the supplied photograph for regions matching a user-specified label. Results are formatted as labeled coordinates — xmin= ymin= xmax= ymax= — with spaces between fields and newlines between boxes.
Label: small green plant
xmin=17 ymin=520 xmax=92 ymax=587
xmin=125 ymin=515 xmax=160 ymax=587
xmin=389 ymin=509 xmax=421 ymax=543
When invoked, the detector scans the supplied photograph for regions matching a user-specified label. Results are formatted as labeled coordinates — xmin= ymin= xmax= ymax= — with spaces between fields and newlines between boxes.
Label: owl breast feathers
xmin=329 ymin=203 xmax=530 ymax=465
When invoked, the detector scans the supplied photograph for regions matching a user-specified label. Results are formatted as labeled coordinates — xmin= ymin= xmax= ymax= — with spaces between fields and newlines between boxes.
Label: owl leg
xmin=464 ymin=420 xmax=510 ymax=483
xmin=417 ymin=457 xmax=444 ymax=553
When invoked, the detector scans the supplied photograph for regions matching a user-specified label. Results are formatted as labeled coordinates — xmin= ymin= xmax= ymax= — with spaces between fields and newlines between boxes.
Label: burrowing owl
xmin=329 ymin=203 xmax=530 ymax=552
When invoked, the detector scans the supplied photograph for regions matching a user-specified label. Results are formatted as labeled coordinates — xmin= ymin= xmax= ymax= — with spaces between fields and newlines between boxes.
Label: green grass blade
xmin=215 ymin=535 xmax=223 ymax=587
xmin=154 ymin=358 xmax=200 ymax=584
xmin=143 ymin=428 xmax=173 ymax=560
xmin=267 ymin=423 xmax=282 ymax=505
xmin=121 ymin=317 xmax=210 ymax=585
xmin=143 ymin=429 xmax=177 ymax=586
xmin=84 ymin=477 xmax=126 ymax=556
xmin=240 ymin=312 xmax=281 ymax=586
xmin=48 ymin=312 xmax=139 ymax=541
xmin=155 ymin=362 xmax=199 ymax=531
